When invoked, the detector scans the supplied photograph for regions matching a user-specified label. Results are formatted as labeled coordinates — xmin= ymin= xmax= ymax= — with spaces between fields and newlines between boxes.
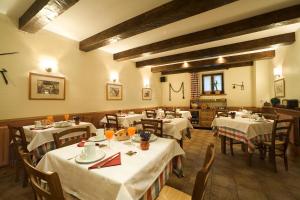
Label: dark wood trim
xmin=19 ymin=0 xmax=79 ymax=33
xmin=136 ymin=33 xmax=295 ymax=68
xmin=153 ymin=50 xmax=273 ymax=73
xmin=161 ymin=61 xmax=253 ymax=75
xmin=114 ymin=5 xmax=300 ymax=61
xmin=79 ymin=0 xmax=236 ymax=51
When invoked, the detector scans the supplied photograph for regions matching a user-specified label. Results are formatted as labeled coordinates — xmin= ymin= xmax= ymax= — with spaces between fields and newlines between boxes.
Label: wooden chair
xmin=145 ymin=110 xmax=157 ymax=119
xmin=263 ymin=119 xmax=294 ymax=172
xmin=216 ymin=110 xmax=228 ymax=117
xmin=20 ymin=151 xmax=65 ymax=200
xmin=141 ymin=119 xmax=163 ymax=137
xmin=105 ymin=114 xmax=121 ymax=130
xmin=8 ymin=125 xmax=29 ymax=187
xmin=157 ymin=143 xmax=215 ymax=200
xmin=165 ymin=110 xmax=182 ymax=118
xmin=53 ymin=126 xmax=91 ymax=148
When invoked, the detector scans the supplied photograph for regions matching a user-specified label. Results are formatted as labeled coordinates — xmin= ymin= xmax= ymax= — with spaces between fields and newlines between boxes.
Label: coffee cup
xmin=34 ymin=121 xmax=42 ymax=128
xmin=83 ymin=142 xmax=96 ymax=160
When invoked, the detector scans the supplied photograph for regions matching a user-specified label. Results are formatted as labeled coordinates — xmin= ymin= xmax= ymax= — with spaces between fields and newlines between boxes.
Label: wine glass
xmin=105 ymin=129 xmax=114 ymax=148
xmin=127 ymin=126 xmax=136 ymax=145
xmin=47 ymin=115 xmax=54 ymax=125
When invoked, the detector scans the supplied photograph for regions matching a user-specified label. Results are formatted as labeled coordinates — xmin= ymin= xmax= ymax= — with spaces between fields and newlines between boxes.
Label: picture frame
xmin=142 ymin=88 xmax=152 ymax=100
xmin=106 ymin=83 xmax=123 ymax=100
xmin=274 ymin=78 xmax=285 ymax=98
xmin=29 ymin=73 xmax=65 ymax=100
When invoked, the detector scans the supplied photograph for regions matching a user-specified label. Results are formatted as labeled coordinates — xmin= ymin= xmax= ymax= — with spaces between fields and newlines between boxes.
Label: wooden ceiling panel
xmin=114 ymin=5 xmax=300 ymax=61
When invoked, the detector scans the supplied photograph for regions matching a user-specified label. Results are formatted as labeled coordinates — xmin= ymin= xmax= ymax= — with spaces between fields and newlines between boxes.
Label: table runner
xmin=37 ymin=138 xmax=185 ymax=200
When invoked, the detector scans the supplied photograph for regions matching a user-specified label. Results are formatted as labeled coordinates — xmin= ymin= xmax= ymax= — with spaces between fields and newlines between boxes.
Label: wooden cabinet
xmin=199 ymin=109 xmax=215 ymax=128
xmin=0 ymin=126 xmax=9 ymax=167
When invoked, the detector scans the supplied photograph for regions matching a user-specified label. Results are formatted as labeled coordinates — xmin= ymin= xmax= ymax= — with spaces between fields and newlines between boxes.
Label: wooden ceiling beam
xmin=151 ymin=50 xmax=275 ymax=73
xmin=161 ymin=61 xmax=254 ymax=75
xmin=114 ymin=5 xmax=300 ymax=61
xmin=136 ymin=33 xmax=295 ymax=68
xmin=19 ymin=0 xmax=79 ymax=33
xmin=79 ymin=0 xmax=236 ymax=51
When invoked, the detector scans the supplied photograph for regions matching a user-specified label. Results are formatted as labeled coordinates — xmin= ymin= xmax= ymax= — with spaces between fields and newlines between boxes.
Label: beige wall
xmin=163 ymin=66 xmax=255 ymax=107
xmin=0 ymin=15 xmax=161 ymax=120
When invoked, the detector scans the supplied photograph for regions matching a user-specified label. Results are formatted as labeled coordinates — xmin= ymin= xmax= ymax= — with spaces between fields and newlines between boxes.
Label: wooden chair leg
xmin=284 ymin=154 xmax=288 ymax=171
xmin=229 ymin=138 xmax=234 ymax=156
xmin=269 ymin=150 xmax=277 ymax=172
xmin=220 ymin=136 xmax=226 ymax=154
xmin=22 ymin=168 xmax=28 ymax=187
xmin=15 ymin=161 xmax=20 ymax=182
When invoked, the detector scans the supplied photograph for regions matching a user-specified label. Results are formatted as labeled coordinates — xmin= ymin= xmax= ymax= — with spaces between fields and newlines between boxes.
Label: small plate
xmin=75 ymin=149 xmax=106 ymax=164
xmin=132 ymin=134 xmax=158 ymax=143
xmin=88 ymin=135 xmax=106 ymax=142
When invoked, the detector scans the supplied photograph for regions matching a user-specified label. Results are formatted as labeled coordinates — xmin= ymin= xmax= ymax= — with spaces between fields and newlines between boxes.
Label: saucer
xmin=75 ymin=149 xmax=106 ymax=164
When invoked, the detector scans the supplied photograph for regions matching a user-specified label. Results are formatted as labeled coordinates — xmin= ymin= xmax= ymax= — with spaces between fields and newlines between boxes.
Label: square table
xmin=36 ymin=138 xmax=185 ymax=200
xmin=163 ymin=118 xmax=193 ymax=140
xmin=100 ymin=114 xmax=144 ymax=128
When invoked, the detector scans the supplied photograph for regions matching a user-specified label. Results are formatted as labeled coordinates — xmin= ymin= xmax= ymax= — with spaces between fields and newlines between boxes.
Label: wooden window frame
xmin=201 ymin=73 xmax=224 ymax=95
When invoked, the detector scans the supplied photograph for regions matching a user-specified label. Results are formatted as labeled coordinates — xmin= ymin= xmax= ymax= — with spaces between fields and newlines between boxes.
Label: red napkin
xmin=77 ymin=140 xmax=86 ymax=147
xmin=88 ymin=152 xmax=121 ymax=170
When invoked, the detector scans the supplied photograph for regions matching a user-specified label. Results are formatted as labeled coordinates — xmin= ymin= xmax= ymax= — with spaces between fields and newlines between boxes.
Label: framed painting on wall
xmin=29 ymin=73 xmax=65 ymax=100
xmin=274 ymin=78 xmax=285 ymax=98
xmin=142 ymin=88 xmax=152 ymax=100
xmin=106 ymin=83 xmax=122 ymax=100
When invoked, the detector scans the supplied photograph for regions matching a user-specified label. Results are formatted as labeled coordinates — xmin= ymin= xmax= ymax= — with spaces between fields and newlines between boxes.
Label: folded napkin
xmin=77 ymin=140 xmax=86 ymax=147
xmin=88 ymin=152 xmax=121 ymax=170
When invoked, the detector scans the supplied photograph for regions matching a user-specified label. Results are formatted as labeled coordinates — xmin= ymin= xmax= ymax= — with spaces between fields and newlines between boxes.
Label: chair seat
xmin=157 ymin=186 xmax=191 ymax=200
xmin=263 ymin=140 xmax=285 ymax=146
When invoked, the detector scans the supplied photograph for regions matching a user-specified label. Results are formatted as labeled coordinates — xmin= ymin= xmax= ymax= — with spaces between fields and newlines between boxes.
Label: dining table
xmin=211 ymin=115 xmax=274 ymax=154
xmin=162 ymin=118 xmax=193 ymax=140
xmin=100 ymin=113 xmax=144 ymax=128
xmin=22 ymin=122 xmax=97 ymax=162
xmin=36 ymin=137 xmax=185 ymax=200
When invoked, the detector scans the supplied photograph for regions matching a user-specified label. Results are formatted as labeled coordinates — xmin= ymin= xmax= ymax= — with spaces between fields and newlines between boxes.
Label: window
xmin=202 ymin=73 xmax=224 ymax=94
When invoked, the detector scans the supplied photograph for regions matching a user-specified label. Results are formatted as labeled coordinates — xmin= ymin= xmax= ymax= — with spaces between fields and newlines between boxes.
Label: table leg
xmin=220 ymin=135 xmax=226 ymax=154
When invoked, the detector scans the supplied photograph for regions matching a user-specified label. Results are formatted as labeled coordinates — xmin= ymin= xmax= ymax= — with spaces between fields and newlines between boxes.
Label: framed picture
xmin=106 ymin=83 xmax=122 ymax=100
xmin=29 ymin=73 xmax=65 ymax=100
xmin=274 ymin=78 xmax=285 ymax=98
xmin=142 ymin=88 xmax=152 ymax=100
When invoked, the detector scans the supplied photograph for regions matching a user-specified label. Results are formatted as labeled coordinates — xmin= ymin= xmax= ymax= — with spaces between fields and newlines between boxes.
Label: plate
xmin=132 ymin=134 xmax=158 ymax=143
xmin=75 ymin=149 xmax=106 ymax=164
xmin=88 ymin=135 xmax=106 ymax=142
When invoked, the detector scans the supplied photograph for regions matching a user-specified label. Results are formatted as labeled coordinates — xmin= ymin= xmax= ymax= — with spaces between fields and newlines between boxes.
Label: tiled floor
xmin=1 ymin=129 xmax=300 ymax=200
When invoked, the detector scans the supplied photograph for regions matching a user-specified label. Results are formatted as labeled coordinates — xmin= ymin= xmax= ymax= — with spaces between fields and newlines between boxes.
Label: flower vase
xmin=140 ymin=140 xmax=149 ymax=150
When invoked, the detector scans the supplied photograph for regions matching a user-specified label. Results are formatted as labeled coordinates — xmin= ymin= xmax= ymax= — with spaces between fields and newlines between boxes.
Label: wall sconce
xmin=273 ymin=67 xmax=282 ymax=78
xmin=39 ymin=58 xmax=57 ymax=73
xmin=232 ymin=82 xmax=244 ymax=90
xmin=144 ymin=79 xmax=150 ymax=88
xmin=110 ymin=72 xmax=119 ymax=83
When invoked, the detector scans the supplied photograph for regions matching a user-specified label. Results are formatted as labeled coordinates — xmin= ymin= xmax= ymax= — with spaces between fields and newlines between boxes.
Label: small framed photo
xmin=274 ymin=78 xmax=285 ymax=98
xmin=106 ymin=83 xmax=122 ymax=100
xmin=142 ymin=88 xmax=152 ymax=100
xmin=29 ymin=73 xmax=65 ymax=100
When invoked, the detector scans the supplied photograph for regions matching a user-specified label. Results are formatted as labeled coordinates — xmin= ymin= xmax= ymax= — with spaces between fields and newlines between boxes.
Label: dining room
xmin=1 ymin=0 xmax=300 ymax=200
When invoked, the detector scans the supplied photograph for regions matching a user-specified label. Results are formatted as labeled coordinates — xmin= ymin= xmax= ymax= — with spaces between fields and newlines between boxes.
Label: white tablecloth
xmin=163 ymin=118 xmax=193 ymax=140
xmin=211 ymin=116 xmax=273 ymax=139
xmin=36 ymin=138 xmax=185 ymax=200
xmin=100 ymin=114 xmax=144 ymax=127
xmin=23 ymin=122 xmax=97 ymax=152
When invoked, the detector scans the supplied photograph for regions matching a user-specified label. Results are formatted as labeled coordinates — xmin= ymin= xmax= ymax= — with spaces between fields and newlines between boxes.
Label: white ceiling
xmin=1 ymin=0 xmax=300 ymax=62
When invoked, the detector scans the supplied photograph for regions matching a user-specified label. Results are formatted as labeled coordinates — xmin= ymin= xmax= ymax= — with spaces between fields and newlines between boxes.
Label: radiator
xmin=0 ymin=126 xmax=9 ymax=167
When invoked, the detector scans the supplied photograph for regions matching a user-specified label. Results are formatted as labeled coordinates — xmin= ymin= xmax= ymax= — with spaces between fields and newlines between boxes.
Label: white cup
xmin=83 ymin=142 xmax=96 ymax=160
xmin=34 ymin=121 xmax=42 ymax=128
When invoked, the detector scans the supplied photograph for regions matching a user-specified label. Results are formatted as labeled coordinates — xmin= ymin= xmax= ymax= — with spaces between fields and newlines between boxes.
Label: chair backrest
xmin=192 ymin=143 xmax=215 ymax=200
xmin=271 ymin=119 xmax=294 ymax=148
xmin=21 ymin=151 xmax=65 ymax=200
xmin=145 ymin=110 xmax=157 ymax=119
xmin=8 ymin=125 xmax=28 ymax=154
xmin=216 ymin=110 xmax=228 ymax=117
xmin=53 ymin=127 xmax=90 ymax=148
xmin=105 ymin=114 xmax=120 ymax=130
xmin=165 ymin=110 xmax=182 ymax=118
xmin=141 ymin=119 xmax=163 ymax=137
xmin=263 ymin=113 xmax=279 ymax=120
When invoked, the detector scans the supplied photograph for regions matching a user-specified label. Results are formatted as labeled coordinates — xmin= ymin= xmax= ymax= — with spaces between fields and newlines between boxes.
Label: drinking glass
xmin=47 ymin=116 xmax=54 ymax=124
xmin=105 ymin=129 xmax=114 ymax=148
xmin=127 ymin=126 xmax=136 ymax=145
xmin=64 ymin=114 xmax=69 ymax=121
